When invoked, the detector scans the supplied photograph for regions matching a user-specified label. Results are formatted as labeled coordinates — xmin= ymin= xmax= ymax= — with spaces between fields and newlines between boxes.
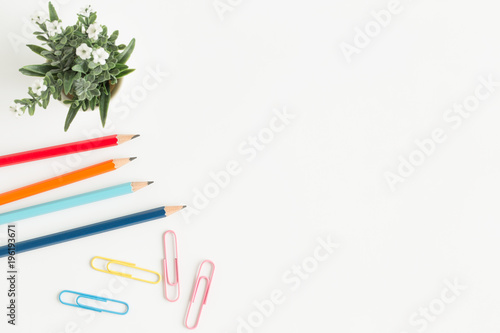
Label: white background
xmin=1 ymin=0 xmax=500 ymax=332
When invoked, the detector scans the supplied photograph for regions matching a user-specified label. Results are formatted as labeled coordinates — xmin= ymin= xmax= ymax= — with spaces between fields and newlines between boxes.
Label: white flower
xmin=76 ymin=44 xmax=93 ymax=60
xmin=31 ymin=79 xmax=47 ymax=96
xmin=30 ymin=11 xmax=48 ymax=24
xmin=46 ymin=20 xmax=63 ymax=37
xmin=9 ymin=103 xmax=24 ymax=117
xmin=92 ymin=48 xmax=109 ymax=65
xmin=79 ymin=5 xmax=95 ymax=16
xmin=86 ymin=23 xmax=102 ymax=41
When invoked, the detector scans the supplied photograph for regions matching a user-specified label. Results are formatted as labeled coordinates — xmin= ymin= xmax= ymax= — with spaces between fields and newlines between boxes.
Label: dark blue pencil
xmin=0 ymin=206 xmax=185 ymax=257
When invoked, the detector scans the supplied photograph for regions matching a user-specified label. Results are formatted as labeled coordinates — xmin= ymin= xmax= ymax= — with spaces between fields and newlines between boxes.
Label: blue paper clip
xmin=59 ymin=290 xmax=129 ymax=315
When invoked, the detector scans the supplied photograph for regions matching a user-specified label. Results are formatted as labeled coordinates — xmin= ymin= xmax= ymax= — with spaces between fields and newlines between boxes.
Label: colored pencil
xmin=0 ymin=135 xmax=139 ymax=168
xmin=0 ymin=206 xmax=186 ymax=257
xmin=0 ymin=158 xmax=135 ymax=206
xmin=0 ymin=182 xmax=153 ymax=225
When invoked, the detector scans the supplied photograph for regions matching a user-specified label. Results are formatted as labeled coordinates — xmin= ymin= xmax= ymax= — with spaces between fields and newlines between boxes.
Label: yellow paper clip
xmin=91 ymin=256 xmax=161 ymax=284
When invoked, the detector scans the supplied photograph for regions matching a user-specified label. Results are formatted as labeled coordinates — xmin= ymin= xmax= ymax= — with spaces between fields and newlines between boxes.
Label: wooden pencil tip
xmin=113 ymin=158 xmax=135 ymax=169
xmin=116 ymin=134 xmax=140 ymax=145
xmin=164 ymin=205 xmax=187 ymax=216
xmin=147 ymin=181 xmax=154 ymax=185
xmin=131 ymin=181 xmax=152 ymax=192
xmin=129 ymin=157 xmax=137 ymax=161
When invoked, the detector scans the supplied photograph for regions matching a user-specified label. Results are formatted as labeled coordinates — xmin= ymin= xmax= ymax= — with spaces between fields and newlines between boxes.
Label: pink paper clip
xmin=163 ymin=230 xmax=180 ymax=302
xmin=184 ymin=260 xmax=215 ymax=329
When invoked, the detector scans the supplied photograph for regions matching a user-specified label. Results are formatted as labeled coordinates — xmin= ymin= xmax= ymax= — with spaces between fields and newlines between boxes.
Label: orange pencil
xmin=0 ymin=158 xmax=135 ymax=206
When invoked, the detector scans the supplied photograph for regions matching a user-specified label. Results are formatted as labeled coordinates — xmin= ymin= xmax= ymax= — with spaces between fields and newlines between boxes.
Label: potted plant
xmin=10 ymin=3 xmax=136 ymax=131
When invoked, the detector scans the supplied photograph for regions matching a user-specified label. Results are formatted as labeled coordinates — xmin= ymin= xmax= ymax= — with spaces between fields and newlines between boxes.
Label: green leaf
xmin=19 ymin=68 xmax=45 ymax=77
xmin=64 ymin=103 xmax=80 ymax=131
xmin=27 ymin=44 xmax=50 ymax=57
xmin=78 ymin=16 xmax=86 ymax=25
xmin=89 ymin=89 xmax=100 ymax=96
xmin=114 ymin=63 xmax=129 ymax=71
xmin=53 ymin=88 xmax=62 ymax=100
xmin=74 ymin=78 xmax=91 ymax=100
xmin=63 ymin=47 xmax=74 ymax=55
xmin=107 ymin=44 xmax=117 ymax=52
xmin=63 ymin=71 xmax=80 ymax=94
xmin=102 ymin=81 xmax=109 ymax=95
xmin=72 ymin=64 xmax=85 ymax=73
xmin=88 ymin=61 xmax=99 ymax=70
xmin=116 ymin=38 xmax=135 ymax=64
xmin=48 ymin=2 xmax=59 ymax=21
xmin=46 ymin=72 xmax=54 ymax=82
xmin=28 ymin=104 xmax=36 ymax=116
xmin=92 ymin=66 xmax=102 ymax=75
xmin=19 ymin=64 xmax=57 ymax=77
xmin=37 ymin=36 xmax=49 ymax=42
xmin=96 ymin=72 xmax=110 ymax=83
xmin=89 ymin=13 xmax=97 ymax=24
xmin=116 ymin=68 xmax=135 ymax=78
xmin=99 ymin=81 xmax=110 ymax=127
xmin=109 ymin=30 xmax=119 ymax=42
xmin=89 ymin=96 xmax=97 ymax=110
xmin=64 ymin=57 xmax=74 ymax=68
xmin=42 ymin=94 xmax=51 ymax=109
xmin=41 ymin=51 xmax=57 ymax=60
xmin=81 ymin=100 xmax=88 ymax=111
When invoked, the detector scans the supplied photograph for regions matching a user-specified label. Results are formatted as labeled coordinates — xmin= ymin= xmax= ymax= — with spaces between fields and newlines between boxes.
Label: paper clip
xmin=163 ymin=230 xmax=180 ymax=302
xmin=59 ymin=290 xmax=129 ymax=315
xmin=185 ymin=260 xmax=215 ymax=329
xmin=90 ymin=256 xmax=161 ymax=284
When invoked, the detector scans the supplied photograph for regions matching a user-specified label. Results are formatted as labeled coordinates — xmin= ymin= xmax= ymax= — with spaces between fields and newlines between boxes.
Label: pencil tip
xmin=129 ymin=157 xmax=137 ymax=161
xmin=117 ymin=134 xmax=140 ymax=145
xmin=147 ymin=181 xmax=154 ymax=185
xmin=182 ymin=205 xmax=187 ymax=209
xmin=164 ymin=205 xmax=187 ymax=216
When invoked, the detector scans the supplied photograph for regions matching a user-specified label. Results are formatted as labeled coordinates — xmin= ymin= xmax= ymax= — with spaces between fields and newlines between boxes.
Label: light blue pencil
xmin=0 ymin=182 xmax=153 ymax=225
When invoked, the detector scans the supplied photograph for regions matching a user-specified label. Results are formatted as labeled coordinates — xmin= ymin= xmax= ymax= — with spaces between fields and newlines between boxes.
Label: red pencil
xmin=0 ymin=135 xmax=139 ymax=168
